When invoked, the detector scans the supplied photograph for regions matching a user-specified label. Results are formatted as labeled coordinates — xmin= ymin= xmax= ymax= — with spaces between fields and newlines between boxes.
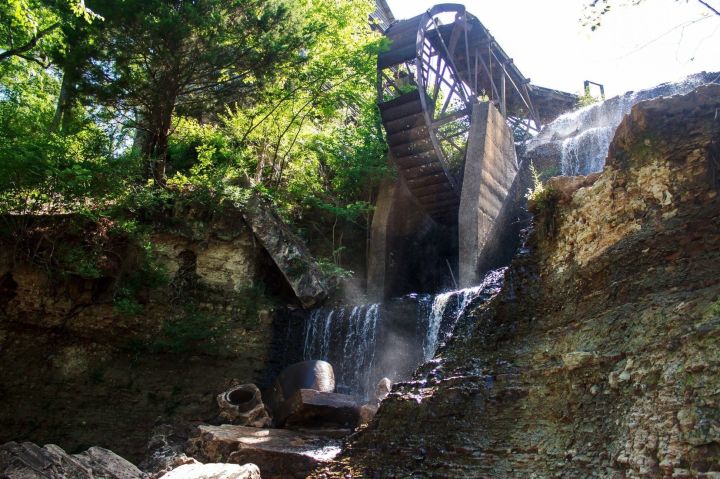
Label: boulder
xmin=267 ymin=360 xmax=335 ymax=418
xmin=242 ymin=194 xmax=330 ymax=308
xmin=275 ymin=389 xmax=361 ymax=428
xmin=358 ymin=404 xmax=378 ymax=426
xmin=158 ymin=462 xmax=260 ymax=479
xmin=0 ymin=441 xmax=145 ymax=479
xmin=142 ymin=425 xmax=199 ymax=478
xmin=188 ymin=425 xmax=340 ymax=479
xmin=217 ymin=384 xmax=271 ymax=427
xmin=373 ymin=377 xmax=392 ymax=405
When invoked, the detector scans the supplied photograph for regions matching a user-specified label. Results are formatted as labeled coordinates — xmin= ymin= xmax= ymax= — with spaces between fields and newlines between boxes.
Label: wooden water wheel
xmin=377 ymin=4 xmax=542 ymax=224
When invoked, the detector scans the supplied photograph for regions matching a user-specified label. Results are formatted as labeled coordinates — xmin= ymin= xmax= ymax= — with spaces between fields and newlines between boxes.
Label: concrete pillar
xmin=367 ymin=172 xmax=452 ymax=301
xmin=458 ymin=102 xmax=518 ymax=287
xmin=367 ymin=178 xmax=396 ymax=301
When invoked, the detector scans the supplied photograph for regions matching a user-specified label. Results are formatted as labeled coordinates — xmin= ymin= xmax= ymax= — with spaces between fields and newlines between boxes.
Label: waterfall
xmin=303 ymin=304 xmax=380 ymax=400
xmin=302 ymin=268 xmax=506 ymax=400
xmin=419 ymin=267 xmax=507 ymax=361
xmin=526 ymin=72 xmax=719 ymax=176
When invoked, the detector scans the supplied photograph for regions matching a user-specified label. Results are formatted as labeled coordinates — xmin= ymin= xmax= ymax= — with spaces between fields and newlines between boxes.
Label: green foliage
xmin=1 ymin=0 xmax=390 ymax=296
xmin=57 ymin=244 xmax=101 ymax=278
xmin=525 ymin=162 xmax=559 ymax=213
xmin=577 ymin=87 xmax=600 ymax=107
xmin=0 ymin=0 xmax=101 ymax=70
xmin=705 ymin=297 xmax=720 ymax=320
xmin=152 ymin=304 xmax=230 ymax=355
xmin=317 ymin=257 xmax=354 ymax=280
xmin=0 ymin=67 xmax=143 ymax=216
xmin=112 ymin=238 xmax=169 ymax=316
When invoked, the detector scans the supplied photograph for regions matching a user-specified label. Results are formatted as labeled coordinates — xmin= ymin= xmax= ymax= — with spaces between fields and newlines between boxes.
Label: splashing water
xmin=420 ymin=267 xmax=507 ymax=361
xmin=303 ymin=304 xmax=380 ymax=399
xmin=526 ymin=72 xmax=719 ymax=176
xmin=302 ymin=268 xmax=507 ymax=399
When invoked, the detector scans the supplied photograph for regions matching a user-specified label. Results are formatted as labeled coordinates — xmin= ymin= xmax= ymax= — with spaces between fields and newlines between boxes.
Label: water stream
xmin=526 ymin=72 xmax=719 ymax=176
xmin=302 ymin=268 xmax=506 ymax=400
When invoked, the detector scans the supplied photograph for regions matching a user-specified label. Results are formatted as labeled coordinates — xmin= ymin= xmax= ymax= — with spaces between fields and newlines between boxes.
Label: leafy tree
xmin=0 ymin=0 xmax=100 ymax=67
xmin=82 ymin=0 xmax=310 ymax=182
xmin=583 ymin=0 xmax=720 ymax=30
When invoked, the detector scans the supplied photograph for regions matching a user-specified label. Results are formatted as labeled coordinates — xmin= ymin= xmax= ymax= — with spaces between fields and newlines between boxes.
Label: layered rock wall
xmin=0 ymin=206 xmax=309 ymax=462
xmin=314 ymin=86 xmax=720 ymax=478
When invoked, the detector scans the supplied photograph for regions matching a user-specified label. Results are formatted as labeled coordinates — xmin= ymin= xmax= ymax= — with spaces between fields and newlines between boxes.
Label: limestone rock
xmin=547 ymin=173 xmax=601 ymax=203
xmin=0 ymin=441 xmax=145 ymax=478
xmin=561 ymin=351 xmax=598 ymax=371
xmin=142 ymin=425 xmax=199 ymax=478
xmin=307 ymin=84 xmax=720 ymax=478
xmin=187 ymin=425 xmax=340 ymax=478
xmin=275 ymin=389 xmax=361 ymax=428
xmin=242 ymin=194 xmax=330 ymax=308
xmin=358 ymin=404 xmax=378 ymax=426
xmin=217 ymin=384 xmax=271 ymax=427
xmin=373 ymin=377 xmax=391 ymax=404
xmin=158 ymin=462 xmax=260 ymax=479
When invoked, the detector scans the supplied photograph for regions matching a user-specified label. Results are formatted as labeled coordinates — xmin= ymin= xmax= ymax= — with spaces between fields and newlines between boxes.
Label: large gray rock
xmin=242 ymin=194 xmax=330 ymax=308
xmin=141 ymin=425 xmax=199 ymax=478
xmin=187 ymin=425 xmax=340 ymax=479
xmin=267 ymin=360 xmax=335 ymax=419
xmin=158 ymin=462 xmax=260 ymax=479
xmin=0 ymin=441 xmax=145 ymax=478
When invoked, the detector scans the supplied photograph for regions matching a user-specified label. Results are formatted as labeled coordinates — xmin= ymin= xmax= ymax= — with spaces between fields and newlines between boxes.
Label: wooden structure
xmin=377 ymin=3 xmax=576 ymax=223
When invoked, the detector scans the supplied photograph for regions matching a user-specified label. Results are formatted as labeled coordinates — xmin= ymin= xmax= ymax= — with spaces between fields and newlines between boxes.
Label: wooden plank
xmin=383 ymin=112 xmax=426 ymax=134
xmin=394 ymin=156 xmax=439 ymax=172
xmin=405 ymin=173 xmax=448 ymax=188
xmin=379 ymin=99 xmax=424 ymax=123
xmin=414 ymin=189 xmax=458 ymax=201
xmin=390 ymin=138 xmax=435 ymax=157
xmin=378 ymin=44 xmax=417 ymax=69
xmin=387 ymin=125 xmax=429 ymax=146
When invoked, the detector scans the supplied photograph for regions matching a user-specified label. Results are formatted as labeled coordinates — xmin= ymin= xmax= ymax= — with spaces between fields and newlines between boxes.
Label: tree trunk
xmin=50 ymin=70 xmax=75 ymax=133
xmin=140 ymin=101 xmax=176 ymax=185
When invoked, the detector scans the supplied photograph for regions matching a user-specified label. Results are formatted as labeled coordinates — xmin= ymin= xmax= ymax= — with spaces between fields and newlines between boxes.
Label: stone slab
xmin=188 ymin=425 xmax=341 ymax=479
xmin=275 ymin=389 xmax=360 ymax=428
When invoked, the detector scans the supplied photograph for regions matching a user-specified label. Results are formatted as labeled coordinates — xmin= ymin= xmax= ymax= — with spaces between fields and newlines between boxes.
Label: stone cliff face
xmin=0 ymin=202 xmax=319 ymax=463
xmin=314 ymin=86 xmax=720 ymax=477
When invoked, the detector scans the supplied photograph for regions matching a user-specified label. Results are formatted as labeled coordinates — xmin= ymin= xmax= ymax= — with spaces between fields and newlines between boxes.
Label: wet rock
xmin=0 ymin=441 xmax=145 ymax=478
xmin=561 ymin=351 xmax=598 ymax=371
xmin=275 ymin=389 xmax=361 ymax=428
xmin=217 ymin=384 xmax=271 ymax=427
xmin=358 ymin=404 xmax=379 ymax=425
xmin=308 ymin=85 xmax=720 ymax=478
xmin=373 ymin=377 xmax=392 ymax=404
xmin=187 ymin=425 xmax=340 ymax=478
xmin=158 ymin=462 xmax=260 ymax=479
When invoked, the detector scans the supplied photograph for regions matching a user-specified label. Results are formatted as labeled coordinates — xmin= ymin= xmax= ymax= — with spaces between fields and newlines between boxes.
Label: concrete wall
xmin=459 ymin=102 xmax=519 ymax=287
xmin=367 ymin=174 xmax=456 ymax=301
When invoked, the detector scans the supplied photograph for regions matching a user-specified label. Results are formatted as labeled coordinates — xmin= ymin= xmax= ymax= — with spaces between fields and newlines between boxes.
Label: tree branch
xmin=0 ymin=22 xmax=59 ymax=63
xmin=697 ymin=0 xmax=720 ymax=16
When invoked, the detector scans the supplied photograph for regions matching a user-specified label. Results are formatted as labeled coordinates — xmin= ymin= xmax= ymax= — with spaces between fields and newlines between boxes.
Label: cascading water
xmin=302 ymin=268 xmax=506 ymax=400
xmin=303 ymin=304 xmax=380 ymax=400
xmin=419 ymin=268 xmax=506 ymax=362
xmin=526 ymin=72 xmax=719 ymax=176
